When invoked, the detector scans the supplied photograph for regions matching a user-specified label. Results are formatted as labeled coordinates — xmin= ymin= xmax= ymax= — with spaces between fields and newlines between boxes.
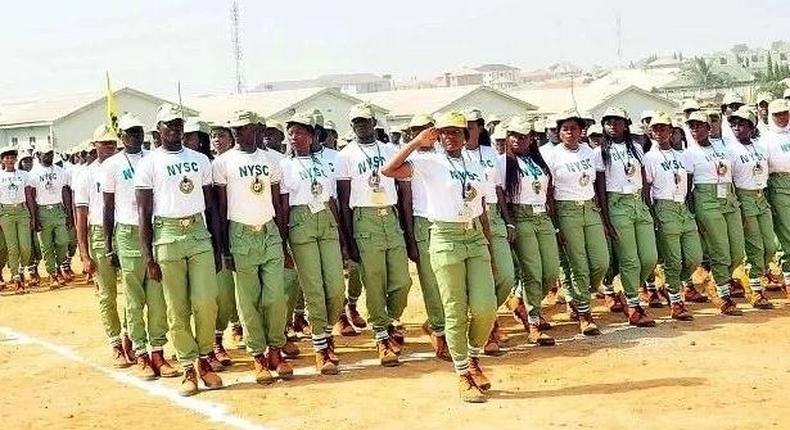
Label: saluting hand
xmin=413 ymin=127 xmax=439 ymax=149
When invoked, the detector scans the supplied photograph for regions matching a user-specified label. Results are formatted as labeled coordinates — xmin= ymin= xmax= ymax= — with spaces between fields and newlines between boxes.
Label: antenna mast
xmin=231 ymin=1 xmax=245 ymax=94
xmin=616 ymin=13 xmax=623 ymax=67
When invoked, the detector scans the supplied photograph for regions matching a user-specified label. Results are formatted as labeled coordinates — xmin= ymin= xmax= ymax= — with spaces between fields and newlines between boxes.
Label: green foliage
xmin=682 ymin=57 xmax=733 ymax=88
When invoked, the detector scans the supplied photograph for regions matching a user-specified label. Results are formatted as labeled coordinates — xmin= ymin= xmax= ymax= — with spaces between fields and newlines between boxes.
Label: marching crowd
xmin=2 ymin=90 xmax=790 ymax=403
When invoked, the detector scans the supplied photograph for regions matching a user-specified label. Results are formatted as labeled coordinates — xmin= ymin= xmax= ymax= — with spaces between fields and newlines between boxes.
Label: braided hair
xmin=504 ymin=132 xmax=548 ymax=203
xmin=601 ymin=120 xmax=642 ymax=170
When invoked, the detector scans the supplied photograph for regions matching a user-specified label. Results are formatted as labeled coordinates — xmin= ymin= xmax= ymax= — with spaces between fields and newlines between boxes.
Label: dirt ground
xmin=1 ymin=270 xmax=789 ymax=430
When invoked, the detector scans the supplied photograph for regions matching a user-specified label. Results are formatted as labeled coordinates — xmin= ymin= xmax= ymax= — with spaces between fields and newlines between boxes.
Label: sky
xmin=0 ymin=0 xmax=788 ymax=100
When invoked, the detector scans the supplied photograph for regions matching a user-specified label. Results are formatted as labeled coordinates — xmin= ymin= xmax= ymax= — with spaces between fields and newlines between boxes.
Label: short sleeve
xmin=592 ymin=147 xmax=605 ymax=172
xmin=269 ymin=156 xmax=282 ymax=185
xmin=494 ymin=155 xmax=506 ymax=187
xmin=643 ymin=154 xmax=655 ymax=184
xmin=279 ymin=159 xmax=291 ymax=195
xmin=73 ymin=170 xmax=90 ymax=207
xmin=335 ymin=147 xmax=351 ymax=179
xmin=134 ymin=157 xmax=154 ymax=189
xmin=199 ymin=155 xmax=212 ymax=186
xmin=101 ymin=159 xmax=117 ymax=193
xmin=680 ymin=150 xmax=694 ymax=175
xmin=212 ymin=157 xmax=227 ymax=186
xmin=64 ymin=167 xmax=72 ymax=189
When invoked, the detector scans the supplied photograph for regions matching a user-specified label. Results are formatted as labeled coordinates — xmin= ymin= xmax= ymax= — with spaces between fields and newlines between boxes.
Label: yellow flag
xmin=105 ymin=72 xmax=120 ymax=138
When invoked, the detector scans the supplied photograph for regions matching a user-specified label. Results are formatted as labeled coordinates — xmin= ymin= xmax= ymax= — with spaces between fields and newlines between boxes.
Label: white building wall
xmin=0 ymin=125 xmax=51 ymax=147
xmin=590 ymin=91 xmax=677 ymax=123
xmin=443 ymin=90 xmax=534 ymax=123
xmin=267 ymin=92 xmax=385 ymax=136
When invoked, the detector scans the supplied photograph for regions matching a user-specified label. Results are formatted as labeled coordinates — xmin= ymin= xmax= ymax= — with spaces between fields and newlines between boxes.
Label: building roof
xmin=186 ymin=87 xmax=387 ymax=123
xmin=661 ymin=63 xmax=756 ymax=89
xmin=357 ymin=85 xmax=537 ymax=119
xmin=510 ymin=84 xmax=678 ymax=116
xmin=474 ymin=64 xmax=520 ymax=72
xmin=0 ymin=87 xmax=189 ymax=128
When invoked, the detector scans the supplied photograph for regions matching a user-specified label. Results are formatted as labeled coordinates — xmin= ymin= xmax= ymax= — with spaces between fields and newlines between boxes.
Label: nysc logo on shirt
xmin=450 ymin=170 xmax=481 ymax=182
xmin=739 ymin=153 xmax=765 ymax=164
xmin=122 ymin=168 xmax=134 ymax=181
xmin=781 ymin=142 xmax=790 ymax=153
xmin=299 ymin=167 xmax=327 ymax=181
xmin=166 ymin=162 xmax=200 ymax=177
xmin=238 ymin=165 xmax=270 ymax=178
xmin=660 ymin=160 xmax=683 ymax=171
xmin=564 ymin=159 xmax=593 ymax=173
xmin=39 ymin=172 xmax=58 ymax=183
xmin=357 ymin=156 xmax=385 ymax=175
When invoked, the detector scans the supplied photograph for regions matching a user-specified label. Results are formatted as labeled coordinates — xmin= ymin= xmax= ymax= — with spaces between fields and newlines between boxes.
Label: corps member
xmin=381 ymin=112 xmax=497 ymax=403
xmin=594 ymin=107 xmax=658 ymax=327
xmin=765 ymin=99 xmax=790 ymax=296
xmin=102 ymin=113 xmax=178 ymax=379
xmin=28 ymin=142 xmax=73 ymax=288
xmin=75 ymin=125 xmax=132 ymax=366
xmin=545 ymin=113 xmax=609 ymax=335
xmin=727 ymin=107 xmax=775 ymax=309
xmin=0 ymin=145 xmax=34 ymax=292
xmin=336 ymin=103 xmax=412 ymax=367
xmin=684 ymin=111 xmax=744 ymax=315
xmin=280 ymin=112 xmax=347 ymax=374
xmin=496 ymin=116 xmax=559 ymax=345
xmin=135 ymin=104 xmax=223 ymax=396
xmin=213 ymin=110 xmax=293 ymax=384
xmin=643 ymin=112 xmax=700 ymax=321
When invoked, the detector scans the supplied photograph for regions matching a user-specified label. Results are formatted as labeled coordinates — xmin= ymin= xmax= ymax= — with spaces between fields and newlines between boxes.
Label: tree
xmin=767 ymin=52 xmax=774 ymax=80
xmin=682 ymin=57 xmax=732 ymax=88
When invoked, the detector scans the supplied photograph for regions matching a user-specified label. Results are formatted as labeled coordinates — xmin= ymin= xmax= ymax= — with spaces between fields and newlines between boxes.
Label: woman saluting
xmin=381 ymin=112 xmax=497 ymax=403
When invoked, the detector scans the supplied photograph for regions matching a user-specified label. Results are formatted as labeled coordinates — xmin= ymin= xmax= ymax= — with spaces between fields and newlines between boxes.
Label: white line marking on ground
xmin=0 ymin=326 xmax=274 ymax=430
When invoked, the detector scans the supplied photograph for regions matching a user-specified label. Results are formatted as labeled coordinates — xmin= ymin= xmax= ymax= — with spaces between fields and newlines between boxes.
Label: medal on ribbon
xmin=179 ymin=176 xmax=194 ymax=195
xmin=462 ymin=182 xmax=478 ymax=202
xmin=44 ymin=180 xmax=54 ymax=191
xmin=673 ymin=172 xmax=682 ymax=185
xmin=250 ymin=175 xmax=264 ymax=195
xmin=311 ymin=180 xmax=323 ymax=197
xmin=368 ymin=172 xmax=383 ymax=192
xmin=753 ymin=163 xmax=764 ymax=175
xmin=624 ymin=162 xmax=636 ymax=177
xmin=579 ymin=172 xmax=591 ymax=187
xmin=716 ymin=161 xmax=728 ymax=177
xmin=532 ymin=180 xmax=542 ymax=194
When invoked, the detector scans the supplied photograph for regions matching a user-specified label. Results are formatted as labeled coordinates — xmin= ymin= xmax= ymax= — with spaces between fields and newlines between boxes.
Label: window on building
xmin=781 ymin=53 xmax=788 ymax=61
xmin=11 ymin=137 xmax=18 ymax=145
xmin=47 ymin=135 xmax=52 ymax=144
xmin=751 ymin=54 xmax=759 ymax=63
xmin=29 ymin=136 xmax=36 ymax=144
xmin=719 ymin=57 xmax=728 ymax=65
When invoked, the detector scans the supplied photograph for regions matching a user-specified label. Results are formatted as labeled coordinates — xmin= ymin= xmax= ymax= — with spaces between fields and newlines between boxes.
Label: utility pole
xmin=231 ymin=1 xmax=245 ymax=94
xmin=616 ymin=13 xmax=623 ymax=67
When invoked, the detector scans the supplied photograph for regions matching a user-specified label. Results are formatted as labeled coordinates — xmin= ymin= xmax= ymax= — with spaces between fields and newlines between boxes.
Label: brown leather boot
xmin=28 ymin=271 xmax=41 ymax=288
xmin=566 ymin=301 xmax=580 ymax=321
xmin=750 ymin=290 xmax=774 ymax=310
xmin=49 ymin=273 xmax=63 ymax=290
xmin=266 ymin=347 xmax=294 ymax=379
xmin=122 ymin=335 xmax=136 ymax=364
xmin=377 ymin=340 xmax=400 ymax=367
xmin=388 ymin=325 xmax=406 ymax=346
xmin=528 ymin=324 xmax=556 ymax=346
xmin=512 ymin=300 xmax=529 ymax=331
xmin=334 ymin=314 xmax=358 ymax=337
xmin=252 ymin=354 xmax=274 ymax=385
xmin=483 ymin=330 xmax=504 ymax=356
xmin=231 ymin=324 xmax=244 ymax=348
xmin=345 ymin=301 xmax=367 ymax=328
xmin=315 ymin=348 xmax=339 ymax=375
xmin=60 ymin=267 xmax=74 ymax=284
xmin=179 ymin=366 xmax=199 ymax=397
xmin=646 ymin=289 xmax=665 ymax=308
xmin=578 ymin=311 xmax=600 ymax=336
xmin=197 ymin=357 xmax=224 ymax=390
xmin=435 ymin=334 xmax=452 ymax=362
xmin=12 ymin=275 xmax=26 ymax=295
xmin=626 ymin=306 xmax=656 ymax=327
xmin=719 ymin=298 xmax=742 ymax=316
xmin=292 ymin=313 xmax=311 ymax=337
xmin=150 ymin=350 xmax=180 ymax=378
xmin=458 ymin=373 xmax=486 ymax=403
xmin=468 ymin=357 xmax=490 ymax=392
xmin=491 ymin=320 xmax=510 ymax=344
xmin=670 ymin=302 xmax=694 ymax=321
xmin=683 ymin=285 xmax=709 ymax=303
xmin=205 ymin=351 xmax=225 ymax=372
xmin=213 ymin=335 xmax=232 ymax=366
xmin=604 ymin=292 xmax=625 ymax=313
xmin=282 ymin=339 xmax=300 ymax=359
xmin=386 ymin=327 xmax=404 ymax=356
xmin=112 ymin=345 xmax=132 ymax=368
xmin=134 ymin=354 xmax=157 ymax=380
xmin=324 ymin=336 xmax=340 ymax=364
xmin=729 ymin=279 xmax=746 ymax=299
xmin=537 ymin=316 xmax=552 ymax=331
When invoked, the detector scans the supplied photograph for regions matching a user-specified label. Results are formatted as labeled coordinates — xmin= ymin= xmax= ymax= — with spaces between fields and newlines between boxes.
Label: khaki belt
xmin=357 ymin=206 xmax=394 ymax=217
xmin=155 ymin=214 xmax=202 ymax=228
xmin=0 ymin=203 xmax=24 ymax=208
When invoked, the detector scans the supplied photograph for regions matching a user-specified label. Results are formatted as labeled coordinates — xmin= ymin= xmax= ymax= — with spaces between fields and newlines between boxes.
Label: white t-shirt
xmin=0 ymin=170 xmax=30 ymax=205
xmin=728 ymin=141 xmax=768 ymax=190
xmin=68 ymin=164 xmax=84 ymax=188
xmin=29 ymin=164 xmax=70 ymax=205
xmin=463 ymin=145 xmax=499 ymax=204
xmin=409 ymin=152 xmax=485 ymax=222
xmin=313 ymin=147 xmax=339 ymax=198
xmin=280 ymin=154 xmax=335 ymax=210
xmin=684 ymin=141 xmax=733 ymax=185
xmin=593 ymin=143 xmax=644 ymax=193
xmin=495 ymin=154 xmax=549 ymax=207
xmin=545 ymin=143 xmax=597 ymax=201
xmin=644 ymin=148 xmax=688 ymax=202
xmin=765 ymin=128 xmax=790 ymax=174
xmin=134 ymin=147 xmax=212 ymax=218
xmin=407 ymin=150 xmax=434 ymax=218
xmin=213 ymin=148 xmax=281 ymax=226
xmin=73 ymin=161 xmax=105 ymax=226
xmin=101 ymin=150 xmax=147 ymax=225
xmin=336 ymin=140 xmax=398 ymax=208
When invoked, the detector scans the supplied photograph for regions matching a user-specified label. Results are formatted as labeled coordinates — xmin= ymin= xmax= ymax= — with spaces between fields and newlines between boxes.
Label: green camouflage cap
xmin=183 ymin=117 xmax=212 ymax=134
xmin=156 ymin=103 xmax=183 ymax=123
xmin=227 ymin=110 xmax=261 ymax=128
xmin=286 ymin=111 xmax=315 ymax=128
xmin=348 ymin=103 xmax=375 ymax=121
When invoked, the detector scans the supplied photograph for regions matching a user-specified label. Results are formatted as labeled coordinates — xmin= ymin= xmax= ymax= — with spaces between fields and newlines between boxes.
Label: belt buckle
xmin=575 ymin=201 xmax=584 ymax=206
xmin=377 ymin=208 xmax=388 ymax=217
xmin=179 ymin=218 xmax=192 ymax=228
xmin=253 ymin=224 xmax=263 ymax=232
xmin=464 ymin=220 xmax=474 ymax=231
